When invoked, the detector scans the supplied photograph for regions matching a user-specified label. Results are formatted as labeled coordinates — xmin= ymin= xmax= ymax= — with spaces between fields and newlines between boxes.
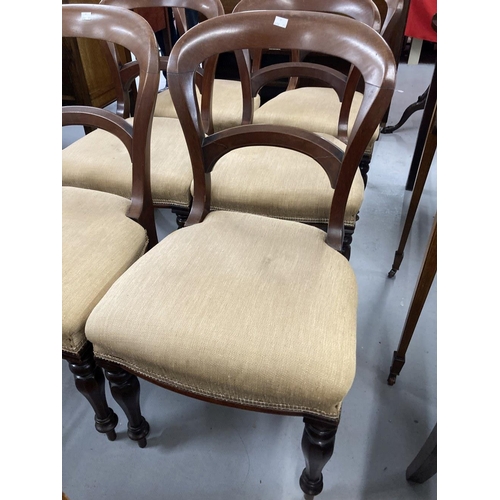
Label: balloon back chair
xmin=62 ymin=3 xmax=159 ymax=443
xmin=200 ymin=0 xmax=382 ymax=259
xmin=246 ymin=0 xmax=406 ymax=186
xmin=62 ymin=0 xmax=227 ymax=229
xmin=85 ymin=9 xmax=396 ymax=495
xmin=100 ymin=0 xmax=261 ymax=133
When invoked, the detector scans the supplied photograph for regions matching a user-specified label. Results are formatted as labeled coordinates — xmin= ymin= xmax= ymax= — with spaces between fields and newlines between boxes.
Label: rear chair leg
xmin=299 ymin=417 xmax=339 ymax=497
xmin=99 ymin=360 xmax=150 ymax=448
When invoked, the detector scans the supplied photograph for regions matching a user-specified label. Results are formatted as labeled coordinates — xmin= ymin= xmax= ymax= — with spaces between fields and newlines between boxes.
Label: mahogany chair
xmin=246 ymin=0 xmax=406 ymax=185
xmin=62 ymin=3 xmax=159 ymax=444
xmin=85 ymin=10 xmax=395 ymax=495
xmin=204 ymin=0 xmax=382 ymax=258
xmin=62 ymin=0 xmax=226 ymax=228
xmin=101 ymin=0 xmax=261 ymax=132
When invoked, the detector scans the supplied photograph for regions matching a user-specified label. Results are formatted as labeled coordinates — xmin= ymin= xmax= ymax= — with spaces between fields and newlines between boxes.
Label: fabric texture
xmin=62 ymin=186 xmax=148 ymax=355
xmin=86 ymin=210 xmax=358 ymax=419
xmin=62 ymin=117 xmax=193 ymax=208
xmin=253 ymin=87 xmax=379 ymax=146
xmin=154 ymin=79 xmax=261 ymax=132
xmin=203 ymin=133 xmax=364 ymax=226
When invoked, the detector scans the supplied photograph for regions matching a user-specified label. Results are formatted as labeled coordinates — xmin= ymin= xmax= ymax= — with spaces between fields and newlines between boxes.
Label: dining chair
xmin=204 ymin=0 xmax=382 ymax=258
xmin=101 ymin=0 xmax=261 ymax=132
xmin=85 ymin=10 xmax=396 ymax=495
xmin=62 ymin=0 xmax=226 ymax=228
xmin=247 ymin=0 xmax=406 ymax=186
xmin=62 ymin=2 xmax=159 ymax=444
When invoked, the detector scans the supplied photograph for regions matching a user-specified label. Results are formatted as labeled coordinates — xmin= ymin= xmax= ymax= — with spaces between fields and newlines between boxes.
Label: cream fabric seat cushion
xmin=86 ymin=210 xmax=357 ymax=419
xmin=62 ymin=186 xmax=148 ymax=355
xmin=253 ymin=87 xmax=379 ymax=146
xmin=154 ymin=79 xmax=261 ymax=132
xmin=202 ymin=133 xmax=363 ymax=226
xmin=62 ymin=117 xmax=192 ymax=208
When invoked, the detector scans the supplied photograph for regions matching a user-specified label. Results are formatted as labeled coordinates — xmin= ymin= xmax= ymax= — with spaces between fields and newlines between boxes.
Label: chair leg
xmin=171 ymin=207 xmax=190 ymax=229
xmin=359 ymin=152 xmax=371 ymax=188
xmin=66 ymin=351 xmax=118 ymax=441
xmin=99 ymin=360 xmax=150 ymax=448
xmin=342 ymin=226 xmax=354 ymax=260
xmin=299 ymin=417 xmax=339 ymax=497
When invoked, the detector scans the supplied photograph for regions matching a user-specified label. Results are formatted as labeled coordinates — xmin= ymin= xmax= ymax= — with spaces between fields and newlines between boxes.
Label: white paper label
xmin=81 ymin=12 xmax=92 ymax=20
xmin=273 ymin=16 xmax=288 ymax=28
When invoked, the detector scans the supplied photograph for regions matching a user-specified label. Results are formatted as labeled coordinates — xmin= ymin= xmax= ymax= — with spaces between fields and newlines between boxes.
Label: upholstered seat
xmin=87 ymin=210 xmax=357 ymax=418
xmin=62 ymin=187 xmax=149 ymax=355
xmin=62 ymin=117 xmax=192 ymax=208
xmin=204 ymin=133 xmax=364 ymax=226
xmin=154 ymin=78 xmax=261 ymax=132
xmin=253 ymin=88 xmax=379 ymax=146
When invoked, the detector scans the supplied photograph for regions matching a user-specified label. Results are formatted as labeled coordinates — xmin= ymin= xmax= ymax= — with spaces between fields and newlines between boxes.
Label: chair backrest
xmin=167 ymin=10 xmax=396 ymax=251
xmin=233 ymin=0 xmax=382 ymax=31
xmin=231 ymin=0 xmax=383 ymax=136
xmin=98 ymin=0 xmax=225 ymax=119
xmin=381 ymin=0 xmax=407 ymax=58
xmin=62 ymin=3 xmax=160 ymax=241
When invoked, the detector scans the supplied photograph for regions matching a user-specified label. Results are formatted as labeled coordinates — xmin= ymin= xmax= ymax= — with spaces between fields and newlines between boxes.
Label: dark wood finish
xmin=100 ymin=360 xmax=150 ymax=448
xmin=62 ymin=4 xmax=160 ymax=245
xmin=388 ymin=103 xmax=436 ymax=278
xmin=300 ymin=417 xmax=339 ymax=496
xmin=388 ymin=215 xmax=436 ymax=385
xmin=65 ymin=343 xmax=118 ymax=440
xmin=100 ymin=0 xmax=225 ymax=127
xmin=406 ymin=423 xmax=437 ymax=483
xmin=405 ymin=64 xmax=437 ymax=191
xmin=404 ymin=13 xmax=437 ymax=190
xmin=381 ymin=86 xmax=428 ymax=134
xmin=62 ymin=3 xmax=161 ymax=439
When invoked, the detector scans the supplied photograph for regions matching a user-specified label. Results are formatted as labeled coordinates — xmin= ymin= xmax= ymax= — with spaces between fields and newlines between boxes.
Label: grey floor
xmin=62 ymin=61 xmax=437 ymax=500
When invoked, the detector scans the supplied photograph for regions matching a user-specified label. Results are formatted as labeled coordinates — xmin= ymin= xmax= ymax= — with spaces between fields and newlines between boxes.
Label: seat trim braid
xmin=94 ymin=352 xmax=343 ymax=420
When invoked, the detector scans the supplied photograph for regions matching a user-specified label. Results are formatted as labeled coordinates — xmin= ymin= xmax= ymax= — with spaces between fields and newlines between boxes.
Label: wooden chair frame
xmin=62 ymin=3 xmax=159 ymax=442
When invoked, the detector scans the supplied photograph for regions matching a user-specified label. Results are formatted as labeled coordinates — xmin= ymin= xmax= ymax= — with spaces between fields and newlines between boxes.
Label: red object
xmin=404 ymin=0 xmax=437 ymax=42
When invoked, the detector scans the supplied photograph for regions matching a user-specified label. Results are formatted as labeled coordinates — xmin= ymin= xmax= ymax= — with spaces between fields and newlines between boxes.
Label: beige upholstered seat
xmin=62 ymin=187 xmax=149 ymax=355
xmin=87 ymin=210 xmax=357 ymax=418
xmin=253 ymin=88 xmax=379 ymax=146
xmin=62 ymin=117 xmax=192 ymax=208
xmin=204 ymin=133 xmax=364 ymax=226
xmin=154 ymin=78 xmax=261 ymax=132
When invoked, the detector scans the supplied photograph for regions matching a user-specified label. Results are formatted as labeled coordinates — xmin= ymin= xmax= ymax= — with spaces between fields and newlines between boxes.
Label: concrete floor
xmin=62 ymin=61 xmax=437 ymax=499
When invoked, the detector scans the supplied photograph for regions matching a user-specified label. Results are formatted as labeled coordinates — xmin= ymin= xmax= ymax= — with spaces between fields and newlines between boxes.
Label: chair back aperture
xmin=62 ymin=4 xmax=160 ymax=241
xmin=167 ymin=11 xmax=396 ymax=251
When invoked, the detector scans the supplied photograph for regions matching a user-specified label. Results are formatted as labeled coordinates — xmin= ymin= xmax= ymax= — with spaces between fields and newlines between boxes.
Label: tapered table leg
xmin=388 ymin=216 xmax=437 ymax=385
xmin=388 ymin=104 xmax=436 ymax=278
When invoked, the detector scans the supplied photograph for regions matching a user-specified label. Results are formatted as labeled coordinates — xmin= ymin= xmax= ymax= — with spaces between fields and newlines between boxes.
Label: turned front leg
xmin=100 ymin=361 xmax=150 ymax=448
xmin=299 ymin=417 xmax=339 ymax=497
xmin=67 ymin=351 xmax=118 ymax=441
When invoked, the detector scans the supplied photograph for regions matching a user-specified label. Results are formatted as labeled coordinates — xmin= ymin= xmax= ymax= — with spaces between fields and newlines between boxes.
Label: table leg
xmin=405 ymin=65 xmax=437 ymax=191
xmin=406 ymin=423 xmax=437 ymax=483
xmin=387 ymin=216 xmax=437 ymax=385
xmin=388 ymin=103 xmax=436 ymax=278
